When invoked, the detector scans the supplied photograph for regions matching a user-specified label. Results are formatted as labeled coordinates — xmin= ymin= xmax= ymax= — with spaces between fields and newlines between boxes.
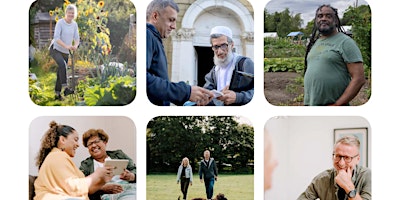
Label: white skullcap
xmin=210 ymin=26 xmax=233 ymax=39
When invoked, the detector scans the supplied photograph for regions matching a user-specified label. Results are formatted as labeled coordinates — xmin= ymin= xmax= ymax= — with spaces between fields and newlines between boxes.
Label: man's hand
xmin=101 ymin=183 xmax=124 ymax=194
xmin=189 ymin=86 xmax=213 ymax=106
xmin=335 ymin=167 xmax=354 ymax=193
xmin=119 ymin=169 xmax=135 ymax=182
xmin=200 ymin=179 xmax=204 ymax=183
xmin=217 ymin=86 xmax=236 ymax=105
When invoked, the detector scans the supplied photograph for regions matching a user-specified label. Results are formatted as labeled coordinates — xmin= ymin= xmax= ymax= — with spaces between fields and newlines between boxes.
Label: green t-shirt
xmin=304 ymin=33 xmax=363 ymax=106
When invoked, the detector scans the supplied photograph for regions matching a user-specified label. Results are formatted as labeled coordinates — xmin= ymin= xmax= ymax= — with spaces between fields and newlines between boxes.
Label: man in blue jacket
xmin=146 ymin=0 xmax=213 ymax=106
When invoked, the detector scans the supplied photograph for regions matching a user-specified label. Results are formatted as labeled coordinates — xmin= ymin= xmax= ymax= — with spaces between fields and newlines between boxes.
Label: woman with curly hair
xmin=34 ymin=121 xmax=113 ymax=200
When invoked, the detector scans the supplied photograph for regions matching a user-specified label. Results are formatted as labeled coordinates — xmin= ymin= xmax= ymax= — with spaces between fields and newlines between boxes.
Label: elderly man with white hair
xmin=203 ymin=26 xmax=254 ymax=106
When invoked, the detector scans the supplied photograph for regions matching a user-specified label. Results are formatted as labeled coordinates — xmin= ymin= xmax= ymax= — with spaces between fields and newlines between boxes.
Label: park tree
xmin=147 ymin=116 xmax=254 ymax=173
xmin=264 ymin=8 xmax=303 ymax=37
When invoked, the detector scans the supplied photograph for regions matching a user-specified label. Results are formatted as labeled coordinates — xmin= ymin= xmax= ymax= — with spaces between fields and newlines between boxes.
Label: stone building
xmin=162 ymin=0 xmax=254 ymax=87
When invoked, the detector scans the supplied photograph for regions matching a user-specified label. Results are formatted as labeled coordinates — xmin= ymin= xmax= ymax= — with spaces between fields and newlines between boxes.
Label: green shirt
xmin=297 ymin=165 xmax=371 ymax=200
xmin=304 ymin=33 xmax=363 ymax=106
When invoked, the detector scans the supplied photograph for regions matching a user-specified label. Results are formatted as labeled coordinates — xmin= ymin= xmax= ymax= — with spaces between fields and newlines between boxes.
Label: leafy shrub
xmin=264 ymin=57 xmax=304 ymax=73
xmin=264 ymin=37 xmax=306 ymax=58
xmin=83 ymin=75 xmax=136 ymax=106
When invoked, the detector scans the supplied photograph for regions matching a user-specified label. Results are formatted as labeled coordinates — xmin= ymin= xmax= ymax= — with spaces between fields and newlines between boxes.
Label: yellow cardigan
xmin=34 ymin=148 xmax=89 ymax=200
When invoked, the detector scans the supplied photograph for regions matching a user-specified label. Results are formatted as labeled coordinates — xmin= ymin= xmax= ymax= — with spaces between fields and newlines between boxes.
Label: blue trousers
xmin=204 ymin=177 xmax=215 ymax=199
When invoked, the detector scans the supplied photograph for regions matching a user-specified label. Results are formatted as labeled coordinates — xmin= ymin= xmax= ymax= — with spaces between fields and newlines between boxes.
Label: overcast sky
xmin=265 ymin=0 xmax=369 ymax=28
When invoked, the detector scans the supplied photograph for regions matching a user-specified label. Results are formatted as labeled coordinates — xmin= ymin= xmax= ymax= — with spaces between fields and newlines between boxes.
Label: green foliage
xmin=29 ymin=73 xmax=72 ymax=106
xmin=343 ymin=5 xmax=371 ymax=73
xmin=50 ymin=0 xmax=111 ymax=60
xmin=103 ymin=0 xmax=136 ymax=57
xmin=83 ymin=75 xmax=136 ymax=106
xmin=147 ymin=116 xmax=254 ymax=174
xmin=264 ymin=57 xmax=304 ymax=73
xmin=264 ymin=37 xmax=306 ymax=58
xmin=264 ymin=8 xmax=303 ymax=37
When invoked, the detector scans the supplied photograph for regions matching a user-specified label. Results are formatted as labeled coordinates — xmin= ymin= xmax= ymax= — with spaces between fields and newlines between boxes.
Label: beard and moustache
xmin=318 ymin=21 xmax=337 ymax=36
xmin=213 ymin=48 xmax=234 ymax=67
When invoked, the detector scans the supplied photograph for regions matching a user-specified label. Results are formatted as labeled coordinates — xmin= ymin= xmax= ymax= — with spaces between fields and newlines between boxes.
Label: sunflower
xmin=55 ymin=16 xmax=59 ymax=22
xmin=49 ymin=10 xmax=54 ymax=16
xmin=98 ymin=1 xmax=105 ymax=8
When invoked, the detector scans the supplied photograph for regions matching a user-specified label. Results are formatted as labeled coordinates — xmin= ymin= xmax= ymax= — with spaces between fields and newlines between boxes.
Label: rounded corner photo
xmin=147 ymin=116 xmax=254 ymax=199
xmin=264 ymin=116 xmax=371 ymax=200
xmin=29 ymin=116 xmax=137 ymax=199
xmin=264 ymin=0 xmax=371 ymax=106
xmin=29 ymin=0 xmax=136 ymax=106
xmin=146 ymin=0 xmax=254 ymax=106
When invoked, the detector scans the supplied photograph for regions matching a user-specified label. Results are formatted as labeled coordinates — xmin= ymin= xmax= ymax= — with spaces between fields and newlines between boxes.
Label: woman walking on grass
xmin=177 ymin=157 xmax=193 ymax=200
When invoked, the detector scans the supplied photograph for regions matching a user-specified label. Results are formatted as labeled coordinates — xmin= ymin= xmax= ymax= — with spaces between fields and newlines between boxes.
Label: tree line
xmin=147 ymin=116 xmax=254 ymax=174
xmin=264 ymin=5 xmax=371 ymax=72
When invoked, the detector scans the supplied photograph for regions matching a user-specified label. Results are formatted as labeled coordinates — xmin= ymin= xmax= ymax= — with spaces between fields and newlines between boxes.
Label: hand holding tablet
xmin=104 ymin=159 xmax=129 ymax=175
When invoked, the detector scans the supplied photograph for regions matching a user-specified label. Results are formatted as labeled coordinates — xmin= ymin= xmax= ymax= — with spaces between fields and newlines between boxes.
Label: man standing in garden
xmin=146 ymin=0 xmax=213 ymax=106
xmin=203 ymin=26 xmax=254 ymax=106
xmin=304 ymin=5 xmax=365 ymax=106
xmin=199 ymin=150 xmax=218 ymax=200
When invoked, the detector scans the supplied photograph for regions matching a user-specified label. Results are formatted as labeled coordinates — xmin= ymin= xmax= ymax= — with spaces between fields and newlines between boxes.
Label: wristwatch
xmin=348 ymin=189 xmax=357 ymax=198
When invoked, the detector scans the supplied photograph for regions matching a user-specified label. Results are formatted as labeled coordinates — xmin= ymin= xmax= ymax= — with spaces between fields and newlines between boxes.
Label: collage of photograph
xmin=24 ymin=0 xmax=374 ymax=199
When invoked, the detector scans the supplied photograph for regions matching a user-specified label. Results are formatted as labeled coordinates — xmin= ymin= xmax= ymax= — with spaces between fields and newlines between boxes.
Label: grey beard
xmin=214 ymin=50 xmax=234 ymax=67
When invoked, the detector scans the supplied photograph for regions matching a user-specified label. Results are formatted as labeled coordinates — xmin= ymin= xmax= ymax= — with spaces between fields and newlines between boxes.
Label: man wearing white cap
xmin=203 ymin=26 xmax=254 ymax=106
xmin=146 ymin=0 xmax=213 ymax=106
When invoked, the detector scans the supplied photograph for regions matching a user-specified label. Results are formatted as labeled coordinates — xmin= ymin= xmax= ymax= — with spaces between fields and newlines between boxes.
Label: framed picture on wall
xmin=334 ymin=128 xmax=368 ymax=167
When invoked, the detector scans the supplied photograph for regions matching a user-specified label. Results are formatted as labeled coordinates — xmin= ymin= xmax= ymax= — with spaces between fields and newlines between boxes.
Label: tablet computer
xmin=104 ymin=159 xmax=129 ymax=175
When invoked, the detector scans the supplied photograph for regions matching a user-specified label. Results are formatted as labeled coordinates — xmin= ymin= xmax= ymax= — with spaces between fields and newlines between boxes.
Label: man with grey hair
xmin=146 ymin=0 xmax=213 ymax=106
xmin=297 ymin=135 xmax=371 ymax=200
xmin=199 ymin=150 xmax=218 ymax=200
xmin=202 ymin=26 xmax=254 ymax=106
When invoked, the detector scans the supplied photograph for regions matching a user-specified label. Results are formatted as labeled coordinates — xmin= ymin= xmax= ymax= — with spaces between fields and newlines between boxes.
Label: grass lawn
xmin=146 ymin=173 xmax=253 ymax=200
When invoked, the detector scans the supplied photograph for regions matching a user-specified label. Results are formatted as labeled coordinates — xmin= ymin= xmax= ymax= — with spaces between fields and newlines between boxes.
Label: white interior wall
xmin=265 ymin=116 xmax=371 ymax=200
xmin=29 ymin=116 xmax=136 ymax=176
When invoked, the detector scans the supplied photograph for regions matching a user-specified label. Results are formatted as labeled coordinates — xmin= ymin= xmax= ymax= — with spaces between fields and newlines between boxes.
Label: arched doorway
xmin=171 ymin=0 xmax=254 ymax=86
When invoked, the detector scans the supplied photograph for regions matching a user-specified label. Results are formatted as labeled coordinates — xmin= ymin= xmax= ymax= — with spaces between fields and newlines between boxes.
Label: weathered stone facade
xmin=163 ymin=0 xmax=254 ymax=86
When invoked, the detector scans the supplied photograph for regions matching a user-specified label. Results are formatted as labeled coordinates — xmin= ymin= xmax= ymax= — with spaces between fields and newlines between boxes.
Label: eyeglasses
xmin=332 ymin=153 xmax=359 ymax=163
xmin=87 ymin=139 xmax=102 ymax=147
xmin=211 ymin=43 xmax=229 ymax=51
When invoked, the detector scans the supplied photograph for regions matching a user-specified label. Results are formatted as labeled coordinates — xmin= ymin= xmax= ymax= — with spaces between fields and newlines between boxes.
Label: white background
xmin=0 ymin=0 xmax=398 ymax=199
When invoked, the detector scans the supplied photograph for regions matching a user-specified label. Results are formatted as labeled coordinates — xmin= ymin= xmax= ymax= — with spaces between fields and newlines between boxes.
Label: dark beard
xmin=319 ymin=25 xmax=335 ymax=36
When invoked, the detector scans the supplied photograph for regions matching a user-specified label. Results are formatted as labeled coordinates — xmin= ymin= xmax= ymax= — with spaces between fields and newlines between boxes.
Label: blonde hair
xmin=181 ymin=157 xmax=190 ymax=167
xmin=65 ymin=4 xmax=78 ymax=19
xmin=335 ymin=135 xmax=360 ymax=149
